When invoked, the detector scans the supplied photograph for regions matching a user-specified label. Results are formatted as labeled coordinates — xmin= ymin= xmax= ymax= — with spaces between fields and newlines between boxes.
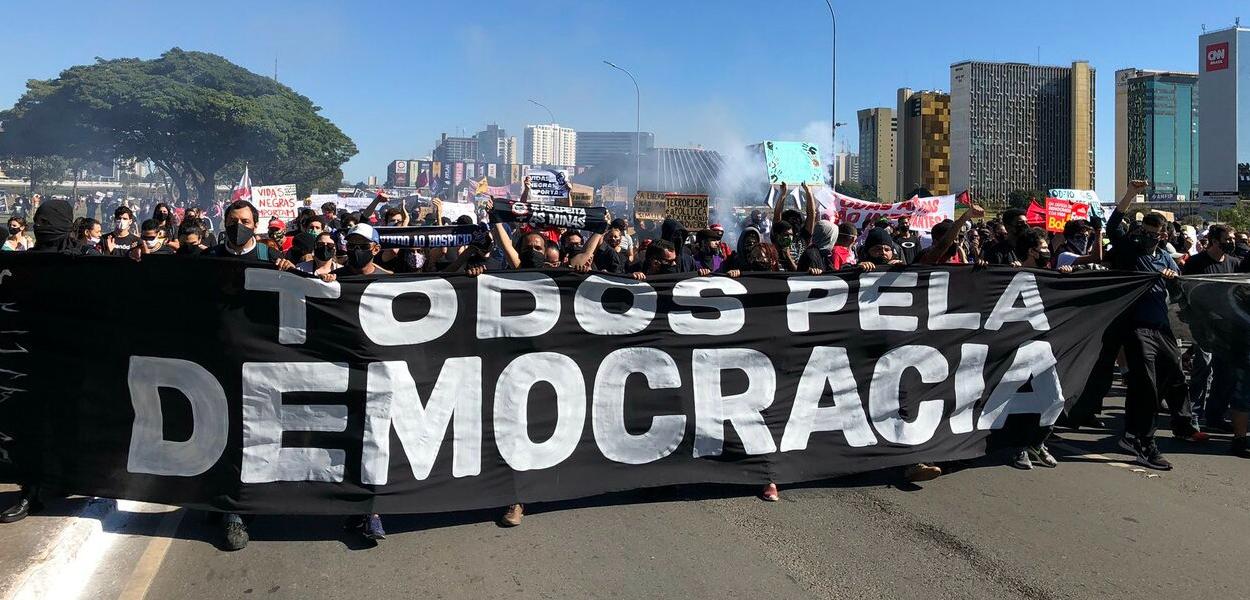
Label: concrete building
xmin=1116 ymin=70 xmax=1199 ymax=201
xmin=575 ymin=132 xmax=656 ymax=167
xmin=834 ymin=151 xmax=859 ymax=185
xmin=949 ymin=60 xmax=1096 ymax=204
xmin=896 ymin=89 xmax=951 ymax=196
xmin=432 ymin=133 xmax=478 ymax=163
xmin=1197 ymin=25 xmax=1250 ymax=201
xmin=524 ymin=123 xmax=577 ymax=167
xmin=475 ymin=124 xmax=517 ymax=165
xmin=856 ymin=107 xmax=896 ymax=200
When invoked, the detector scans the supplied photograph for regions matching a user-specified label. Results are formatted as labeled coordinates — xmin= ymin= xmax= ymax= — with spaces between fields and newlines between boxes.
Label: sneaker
xmin=1117 ymin=433 xmax=1139 ymax=455
xmin=1231 ymin=437 xmax=1250 ymax=459
xmin=222 ymin=513 xmax=248 ymax=551
xmin=1173 ymin=429 xmax=1210 ymax=443
xmin=760 ymin=483 xmax=779 ymax=502
xmin=500 ymin=503 xmax=524 ymax=527
xmin=1010 ymin=450 xmax=1032 ymax=470
xmin=1027 ymin=445 xmax=1058 ymax=468
xmin=903 ymin=463 xmax=942 ymax=482
xmin=359 ymin=514 xmax=385 ymax=541
xmin=1134 ymin=439 xmax=1173 ymax=471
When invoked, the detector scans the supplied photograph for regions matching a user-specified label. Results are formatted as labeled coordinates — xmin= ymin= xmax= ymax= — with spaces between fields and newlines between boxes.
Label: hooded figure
xmin=660 ymin=218 xmax=697 ymax=272
xmin=32 ymin=199 xmax=80 ymax=254
xmin=797 ymin=220 xmax=838 ymax=272
xmin=810 ymin=221 xmax=837 ymax=253
xmin=721 ymin=226 xmax=778 ymax=273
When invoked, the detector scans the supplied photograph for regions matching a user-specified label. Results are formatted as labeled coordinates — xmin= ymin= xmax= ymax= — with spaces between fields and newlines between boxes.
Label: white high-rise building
xmin=834 ymin=151 xmax=859 ymax=185
xmin=524 ymin=124 xmax=577 ymax=167
xmin=1198 ymin=25 xmax=1250 ymax=201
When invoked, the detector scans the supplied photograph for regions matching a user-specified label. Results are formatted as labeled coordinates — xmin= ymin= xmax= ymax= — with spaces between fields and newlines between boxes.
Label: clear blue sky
xmin=1 ymin=0 xmax=1245 ymax=200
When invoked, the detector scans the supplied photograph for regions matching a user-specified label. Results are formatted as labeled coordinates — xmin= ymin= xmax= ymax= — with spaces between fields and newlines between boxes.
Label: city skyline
xmin=1 ymin=0 xmax=1248 ymax=202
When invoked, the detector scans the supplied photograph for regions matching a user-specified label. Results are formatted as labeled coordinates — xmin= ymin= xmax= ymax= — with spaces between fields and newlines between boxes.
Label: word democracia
xmin=125 ymin=269 xmax=1063 ymax=485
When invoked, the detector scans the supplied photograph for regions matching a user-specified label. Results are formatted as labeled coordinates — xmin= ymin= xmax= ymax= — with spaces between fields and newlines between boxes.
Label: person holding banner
xmin=1054 ymin=218 xmax=1104 ymax=271
xmin=771 ymin=182 xmax=817 ymax=267
xmin=295 ymin=232 xmax=342 ymax=279
xmin=796 ymin=221 xmax=839 ymax=275
xmin=1105 ymin=180 xmax=1205 ymax=471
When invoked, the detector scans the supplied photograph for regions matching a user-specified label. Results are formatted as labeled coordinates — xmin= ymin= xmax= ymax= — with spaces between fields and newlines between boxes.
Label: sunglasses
xmin=346 ymin=243 xmax=372 ymax=251
xmin=315 ymin=243 xmax=336 ymax=250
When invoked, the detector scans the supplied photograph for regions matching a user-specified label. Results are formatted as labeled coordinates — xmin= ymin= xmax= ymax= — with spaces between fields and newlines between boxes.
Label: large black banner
xmin=0 ymin=255 xmax=1153 ymax=514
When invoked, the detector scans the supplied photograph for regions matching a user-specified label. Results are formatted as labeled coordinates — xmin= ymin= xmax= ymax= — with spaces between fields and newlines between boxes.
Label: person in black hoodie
xmin=721 ymin=226 xmax=779 ymax=277
xmin=660 ymin=218 xmax=700 ymax=273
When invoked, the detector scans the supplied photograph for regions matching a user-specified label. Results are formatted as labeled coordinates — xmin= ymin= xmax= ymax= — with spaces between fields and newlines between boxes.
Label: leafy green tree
xmin=1006 ymin=189 xmax=1041 ymax=210
xmin=0 ymin=48 xmax=356 ymax=205
xmin=0 ymin=155 xmax=71 ymax=193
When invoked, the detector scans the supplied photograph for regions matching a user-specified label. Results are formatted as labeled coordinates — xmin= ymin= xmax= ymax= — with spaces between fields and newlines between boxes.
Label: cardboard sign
xmin=763 ymin=141 xmax=823 ymax=185
xmin=823 ymin=189 xmax=955 ymax=233
xmin=1044 ymin=198 xmax=1090 ymax=233
xmin=440 ymin=201 xmax=477 ymax=223
xmin=252 ymin=184 xmax=299 ymax=222
xmin=633 ymin=191 xmax=667 ymax=221
xmin=527 ymin=169 xmax=570 ymax=204
xmin=664 ymin=194 xmax=709 ymax=230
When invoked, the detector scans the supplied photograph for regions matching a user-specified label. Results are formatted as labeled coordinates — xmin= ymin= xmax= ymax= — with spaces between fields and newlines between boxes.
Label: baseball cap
xmin=268 ymin=218 xmax=286 ymax=231
xmin=347 ymin=222 xmax=379 ymax=243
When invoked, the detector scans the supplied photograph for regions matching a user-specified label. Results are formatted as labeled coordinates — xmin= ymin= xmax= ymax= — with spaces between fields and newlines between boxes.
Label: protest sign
xmin=252 ymin=184 xmax=299 ymax=222
xmin=526 ymin=169 xmax=570 ymax=204
xmin=0 ymin=256 xmax=1154 ymax=513
xmin=665 ymin=194 xmax=709 ymax=230
xmin=634 ymin=191 xmax=667 ymax=221
xmin=1044 ymin=198 xmax=1090 ymax=233
xmin=1049 ymin=189 xmax=1102 ymax=218
xmin=762 ymin=141 xmax=824 ymax=185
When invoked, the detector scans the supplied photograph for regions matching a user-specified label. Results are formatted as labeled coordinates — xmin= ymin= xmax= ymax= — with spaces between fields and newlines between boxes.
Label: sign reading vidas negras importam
xmin=0 ymin=255 xmax=1153 ymax=514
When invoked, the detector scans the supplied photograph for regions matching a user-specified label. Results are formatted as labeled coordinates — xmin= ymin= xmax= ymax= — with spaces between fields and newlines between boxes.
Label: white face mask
xmin=143 ymin=238 xmax=161 ymax=250
xmin=115 ymin=220 xmax=130 ymax=232
xmin=87 ymin=236 xmax=101 ymax=245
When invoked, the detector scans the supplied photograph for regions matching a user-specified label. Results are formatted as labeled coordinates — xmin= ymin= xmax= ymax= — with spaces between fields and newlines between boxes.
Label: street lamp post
xmin=824 ymin=1 xmax=837 ymax=150
xmin=603 ymin=60 xmax=641 ymax=202
xmin=527 ymin=99 xmax=556 ymax=124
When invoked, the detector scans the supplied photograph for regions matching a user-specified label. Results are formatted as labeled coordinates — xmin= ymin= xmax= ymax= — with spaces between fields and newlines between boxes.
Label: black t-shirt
xmin=1182 ymin=252 xmax=1240 ymax=275
xmin=893 ymin=233 xmax=921 ymax=264
xmin=105 ymin=233 xmax=140 ymax=257
xmin=205 ymin=243 xmax=271 ymax=261
xmin=594 ymin=246 xmax=629 ymax=274
xmin=796 ymin=246 xmax=834 ymax=272
xmin=982 ymin=239 xmax=1018 ymax=265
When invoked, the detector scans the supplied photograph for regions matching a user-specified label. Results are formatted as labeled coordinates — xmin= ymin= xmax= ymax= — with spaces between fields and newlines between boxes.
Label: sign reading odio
xmin=127 ymin=269 xmax=1061 ymax=484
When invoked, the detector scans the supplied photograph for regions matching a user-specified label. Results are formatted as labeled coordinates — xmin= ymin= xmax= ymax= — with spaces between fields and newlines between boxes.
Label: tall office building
xmin=834 ymin=151 xmax=859 ymax=185
xmin=949 ymin=60 xmax=1096 ymax=203
xmin=432 ymin=133 xmax=478 ymax=163
xmin=1117 ymin=70 xmax=1200 ymax=201
xmin=575 ymin=132 xmax=656 ymax=167
xmin=856 ymin=107 xmax=897 ymax=200
xmin=524 ymin=124 xmax=577 ymax=167
xmin=475 ymin=124 xmax=517 ymax=165
xmin=896 ymin=89 xmax=951 ymax=196
xmin=1198 ymin=25 xmax=1250 ymax=200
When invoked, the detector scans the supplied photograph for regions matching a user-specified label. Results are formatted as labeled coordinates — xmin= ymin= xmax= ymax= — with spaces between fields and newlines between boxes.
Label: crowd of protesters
xmin=1 ymin=177 xmax=1247 ymax=551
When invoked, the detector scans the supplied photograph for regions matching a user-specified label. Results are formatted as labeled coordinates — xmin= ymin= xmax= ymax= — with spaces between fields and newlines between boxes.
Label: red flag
xmin=1026 ymin=200 xmax=1047 ymax=226
xmin=231 ymin=165 xmax=253 ymax=202
xmin=955 ymin=190 xmax=971 ymax=208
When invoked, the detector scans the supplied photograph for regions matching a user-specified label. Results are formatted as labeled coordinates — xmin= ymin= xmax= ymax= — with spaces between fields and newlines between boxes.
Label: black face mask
xmin=1219 ymin=241 xmax=1237 ymax=254
xmin=225 ymin=223 xmax=253 ymax=246
xmin=519 ymin=248 xmax=546 ymax=269
xmin=654 ymin=261 xmax=678 ymax=275
xmin=7 ymin=225 xmax=19 ymax=236
xmin=563 ymin=243 xmax=584 ymax=257
xmin=177 ymin=244 xmax=202 ymax=256
xmin=1037 ymin=251 xmax=1051 ymax=263
xmin=1131 ymin=234 xmax=1159 ymax=254
xmin=347 ymin=248 xmax=373 ymax=269
xmin=314 ymin=245 xmax=336 ymax=262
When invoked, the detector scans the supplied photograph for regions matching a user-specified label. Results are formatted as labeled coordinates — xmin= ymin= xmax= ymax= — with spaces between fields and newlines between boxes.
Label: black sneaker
xmin=1231 ymin=437 xmax=1250 ymax=459
xmin=1134 ymin=439 xmax=1173 ymax=471
xmin=1117 ymin=433 xmax=1138 ymax=455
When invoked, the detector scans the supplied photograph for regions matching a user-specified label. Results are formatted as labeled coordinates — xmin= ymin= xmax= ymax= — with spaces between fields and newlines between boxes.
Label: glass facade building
xmin=1126 ymin=73 xmax=1199 ymax=200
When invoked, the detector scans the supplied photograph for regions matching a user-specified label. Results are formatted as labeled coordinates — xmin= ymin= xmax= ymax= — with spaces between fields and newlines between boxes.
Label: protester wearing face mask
xmin=769 ymin=221 xmax=799 ymax=272
xmin=609 ymin=218 xmax=635 ymax=263
xmin=981 ymin=222 xmax=1021 ymax=266
xmin=594 ymin=226 xmax=630 ymax=274
xmin=1179 ymin=225 xmax=1242 ymax=452
xmin=1015 ymin=227 xmax=1051 ymax=268
xmin=321 ymin=201 xmax=341 ymax=231
xmin=263 ymin=218 xmax=293 ymax=255
xmin=642 ymin=240 xmax=681 ymax=277
xmin=692 ymin=228 xmax=727 ymax=272
xmin=893 ymin=217 xmax=921 ymax=264
xmin=102 ymin=206 xmax=139 ymax=257
xmin=1007 ymin=231 xmax=1059 ymax=470
xmin=3 ymin=216 xmax=30 ymax=252
xmin=205 ymin=201 xmax=296 ymax=271
xmin=830 ymin=222 xmax=858 ymax=270
xmin=130 ymin=219 xmax=175 ymax=258
xmin=559 ymin=230 xmax=586 ymax=267
xmin=151 ymin=202 xmax=177 ymax=245
xmin=916 ymin=207 xmax=983 ymax=266
xmin=1104 ymin=180 xmax=1205 ymax=471
xmin=295 ymin=232 xmax=342 ymax=278
xmin=74 ymin=218 xmax=103 ymax=256
xmin=720 ymin=227 xmax=779 ymax=278
xmin=1054 ymin=218 xmax=1104 ymax=271
xmin=797 ymin=221 xmax=839 ymax=275
xmin=175 ymin=224 xmax=208 ymax=255
xmin=771 ymin=182 xmax=818 ymax=266
xmin=659 ymin=218 xmax=701 ymax=273
xmin=331 ymin=223 xmax=390 ymax=277
xmin=859 ymin=228 xmax=905 ymax=270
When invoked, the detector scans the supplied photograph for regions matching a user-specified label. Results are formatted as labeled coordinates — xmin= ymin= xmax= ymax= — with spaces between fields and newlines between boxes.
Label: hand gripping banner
xmin=0 ymin=255 xmax=1154 ymax=514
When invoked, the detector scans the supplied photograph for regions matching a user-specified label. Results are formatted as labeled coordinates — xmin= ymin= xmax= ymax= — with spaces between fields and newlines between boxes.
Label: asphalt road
xmin=9 ymin=392 xmax=1249 ymax=600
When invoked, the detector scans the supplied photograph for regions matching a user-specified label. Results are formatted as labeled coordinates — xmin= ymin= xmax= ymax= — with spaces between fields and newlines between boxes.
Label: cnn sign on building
xmin=1206 ymin=42 xmax=1229 ymax=71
